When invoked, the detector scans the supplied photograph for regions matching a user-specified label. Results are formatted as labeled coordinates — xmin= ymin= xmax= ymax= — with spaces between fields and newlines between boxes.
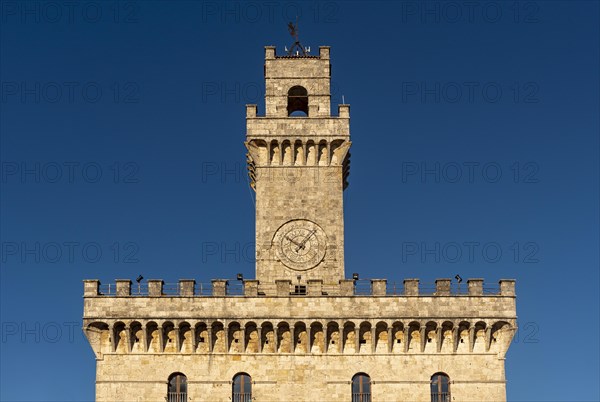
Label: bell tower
xmin=245 ymin=45 xmax=351 ymax=288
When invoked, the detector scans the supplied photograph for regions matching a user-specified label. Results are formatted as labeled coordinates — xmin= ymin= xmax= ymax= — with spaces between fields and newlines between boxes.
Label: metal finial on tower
xmin=286 ymin=18 xmax=310 ymax=56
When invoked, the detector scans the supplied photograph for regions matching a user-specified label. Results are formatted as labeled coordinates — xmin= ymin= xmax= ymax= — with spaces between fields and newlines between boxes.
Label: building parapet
xmin=83 ymin=281 xmax=516 ymax=360
xmin=265 ymin=45 xmax=329 ymax=60
xmin=85 ymin=278 xmax=515 ymax=298
xmin=246 ymin=115 xmax=350 ymax=137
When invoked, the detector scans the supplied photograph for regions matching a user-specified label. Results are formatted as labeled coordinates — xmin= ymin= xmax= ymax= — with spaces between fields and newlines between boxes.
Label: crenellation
xmin=435 ymin=279 xmax=451 ymax=296
xmin=339 ymin=279 xmax=354 ymax=296
xmin=264 ymin=45 xmax=276 ymax=60
xmin=338 ymin=104 xmax=350 ymax=118
xmin=84 ymin=279 xmax=100 ymax=296
xmin=115 ymin=279 xmax=131 ymax=296
xmin=83 ymin=284 xmax=516 ymax=324
xmin=307 ymin=279 xmax=323 ymax=295
xmin=371 ymin=279 xmax=387 ymax=296
xmin=275 ymin=279 xmax=291 ymax=296
xmin=179 ymin=279 xmax=195 ymax=296
xmin=147 ymin=279 xmax=163 ymax=296
xmin=243 ymin=280 xmax=259 ymax=296
xmin=404 ymin=278 xmax=420 ymax=296
xmin=245 ymin=103 xmax=257 ymax=118
xmin=499 ymin=279 xmax=516 ymax=296
xmin=468 ymin=278 xmax=484 ymax=295
xmin=319 ymin=46 xmax=330 ymax=59
xmin=211 ymin=279 xmax=227 ymax=296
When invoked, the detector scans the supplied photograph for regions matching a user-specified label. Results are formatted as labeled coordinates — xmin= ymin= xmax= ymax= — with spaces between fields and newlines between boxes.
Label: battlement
xmin=84 ymin=278 xmax=515 ymax=298
xmin=82 ymin=278 xmax=516 ymax=362
xmin=264 ymin=45 xmax=329 ymax=61
xmin=264 ymin=45 xmax=328 ymax=60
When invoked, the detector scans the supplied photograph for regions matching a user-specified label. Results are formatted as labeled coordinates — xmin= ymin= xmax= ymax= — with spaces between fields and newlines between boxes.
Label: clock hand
xmin=285 ymin=235 xmax=303 ymax=247
xmin=295 ymin=229 xmax=316 ymax=252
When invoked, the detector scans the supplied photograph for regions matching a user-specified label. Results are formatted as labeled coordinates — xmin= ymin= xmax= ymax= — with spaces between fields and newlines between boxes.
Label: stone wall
xmin=94 ymin=353 xmax=508 ymax=401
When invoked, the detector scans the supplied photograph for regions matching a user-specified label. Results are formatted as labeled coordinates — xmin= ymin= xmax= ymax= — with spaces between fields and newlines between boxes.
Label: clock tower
xmin=246 ymin=45 xmax=351 ymax=287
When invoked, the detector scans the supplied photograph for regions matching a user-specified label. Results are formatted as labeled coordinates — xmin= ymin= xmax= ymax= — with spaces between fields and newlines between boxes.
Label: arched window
xmin=430 ymin=372 xmax=450 ymax=402
xmin=287 ymin=86 xmax=308 ymax=117
xmin=167 ymin=373 xmax=187 ymax=402
xmin=352 ymin=373 xmax=371 ymax=402
xmin=232 ymin=372 xmax=252 ymax=402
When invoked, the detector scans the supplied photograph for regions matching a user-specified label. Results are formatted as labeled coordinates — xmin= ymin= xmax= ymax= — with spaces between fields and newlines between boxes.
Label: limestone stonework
xmin=83 ymin=45 xmax=517 ymax=402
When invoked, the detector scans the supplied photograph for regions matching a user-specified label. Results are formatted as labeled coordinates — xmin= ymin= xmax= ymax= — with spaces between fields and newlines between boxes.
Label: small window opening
xmin=293 ymin=285 xmax=307 ymax=295
xmin=287 ymin=86 xmax=308 ymax=117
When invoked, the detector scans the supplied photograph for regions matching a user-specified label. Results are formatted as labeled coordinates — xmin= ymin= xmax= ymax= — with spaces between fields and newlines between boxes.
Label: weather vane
xmin=285 ymin=18 xmax=310 ymax=56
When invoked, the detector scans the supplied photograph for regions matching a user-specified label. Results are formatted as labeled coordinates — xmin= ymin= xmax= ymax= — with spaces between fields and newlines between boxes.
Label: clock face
xmin=274 ymin=219 xmax=327 ymax=271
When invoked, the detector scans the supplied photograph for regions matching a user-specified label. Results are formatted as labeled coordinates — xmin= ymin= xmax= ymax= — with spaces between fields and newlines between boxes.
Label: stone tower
xmin=83 ymin=45 xmax=517 ymax=402
xmin=247 ymin=45 xmax=350 ymax=286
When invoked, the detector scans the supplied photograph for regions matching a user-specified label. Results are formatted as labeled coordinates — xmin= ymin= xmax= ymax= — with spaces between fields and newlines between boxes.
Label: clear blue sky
xmin=1 ymin=1 xmax=598 ymax=401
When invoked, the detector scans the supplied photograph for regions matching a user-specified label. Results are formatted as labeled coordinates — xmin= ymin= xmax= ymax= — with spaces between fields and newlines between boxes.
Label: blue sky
xmin=0 ymin=1 xmax=598 ymax=401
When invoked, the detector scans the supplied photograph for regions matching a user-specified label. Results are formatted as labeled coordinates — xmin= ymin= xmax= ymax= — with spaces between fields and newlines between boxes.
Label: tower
xmin=83 ymin=44 xmax=517 ymax=402
xmin=246 ymin=45 xmax=350 ymax=286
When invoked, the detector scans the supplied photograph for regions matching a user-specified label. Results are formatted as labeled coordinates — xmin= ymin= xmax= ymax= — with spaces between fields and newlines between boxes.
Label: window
xmin=287 ymin=86 xmax=308 ymax=116
xmin=430 ymin=372 xmax=450 ymax=402
xmin=232 ymin=373 xmax=252 ymax=402
xmin=167 ymin=373 xmax=187 ymax=402
xmin=352 ymin=373 xmax=371 ymax=402
xmin=293 ymin=285 xmax=307 ymax=295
